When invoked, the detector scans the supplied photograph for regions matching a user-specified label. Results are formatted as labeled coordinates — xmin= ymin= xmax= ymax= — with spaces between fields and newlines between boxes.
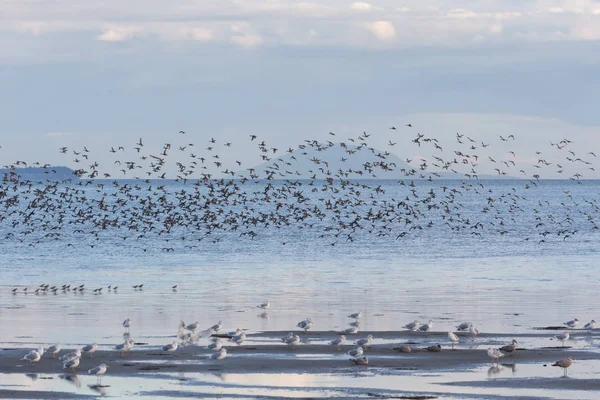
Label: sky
xmin=1 ymin=0 xmax=600 ymax=177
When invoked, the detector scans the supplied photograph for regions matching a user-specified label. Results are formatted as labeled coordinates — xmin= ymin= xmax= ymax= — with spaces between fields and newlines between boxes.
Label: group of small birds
xmin=10 ymin=283 xmax=154 ymax=295
xmin=17 ymin=305 xmax=586 ymax=383
xmin=0 ymin=126 xmax=597 ymax=252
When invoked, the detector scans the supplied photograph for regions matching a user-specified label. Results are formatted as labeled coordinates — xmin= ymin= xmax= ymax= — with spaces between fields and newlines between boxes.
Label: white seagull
xmin=584 ymin=320 xmax=596 ymax=330
xmin=207 ymin=339 xmax=223 ymax=351
xmin=344 ymin=326 xmax=359 ymax=335
xmin=21 ymin=351 xmax=41 ymax=364
xmin=210 ymin=321 xmax=223 ymax=332
xmin=348 ymin=312 xmax=362 ymax=320
xmin=60 ymin=349 xmax=82 ymax=363
xmin=185 ymin=321 xmax=201 ymax=331
xmin=456 ymin=321 xmax=472 ymax=331
xmin=162 ymin=341 xmax=178 ymax=354
xmin=116 ymin=338 xmax=135 ymax=357
xmin=355 ymin=334 xmax=373 ymax=348
xmin=330 ymin=335 xmax=346 ymax=348
xmin=282 ymin=333 xmax=301 ymax=347
xmin=88 ymin=363 xmax=108 ymax=385
xmin=404 ymin=320 xmax=421 ymax=331
xmin=257 ymin=301 xmax=270 ymax=310
xmin=297 ymin=318 xmax=313 ymax=331
xmin=564 ymin=318 xmax=579 ymax=329
xmin=347 ymin=347 xmax=364 ymax=358
xmin=210 ymin=348 xmax=227 ymax=360
xmin=123 ymin=318 xmax=131 ymax=332
xmin=448 ymin=331 xmax=459 ymax=349
xmin=47 ymin=344 xmax=61 ymax=358
xmin=62 ymin=356 xmax=81 ymax=372
xmin=487 ymin=348 xmax=504 ymax=364
xmin=82 ymin=343 xmax=98 ymax=358
xmin=418 ymin=320 xmax=434 ymax=332
xmin=554 ymin=332 xmax=570 ymax=347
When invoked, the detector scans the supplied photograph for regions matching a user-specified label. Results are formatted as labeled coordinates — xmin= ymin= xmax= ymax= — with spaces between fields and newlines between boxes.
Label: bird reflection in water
xmin=88 ymin=384 xmax=108 ymax=396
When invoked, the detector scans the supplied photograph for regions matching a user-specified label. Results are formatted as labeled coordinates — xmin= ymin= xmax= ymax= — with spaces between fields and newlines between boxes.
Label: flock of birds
xmin=0 ymin=127 xmax=598 ymax=251
xmin=17 ymin=304 xmax=586 ymax=380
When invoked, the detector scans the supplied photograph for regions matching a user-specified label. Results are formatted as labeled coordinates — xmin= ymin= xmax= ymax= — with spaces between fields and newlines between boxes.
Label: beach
xmin=2 ymin=327 xmax=600 ymax=399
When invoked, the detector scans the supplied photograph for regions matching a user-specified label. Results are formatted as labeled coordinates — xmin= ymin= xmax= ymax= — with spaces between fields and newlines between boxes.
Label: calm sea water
xmin=1 ymin=179 xmax=599 ymax=345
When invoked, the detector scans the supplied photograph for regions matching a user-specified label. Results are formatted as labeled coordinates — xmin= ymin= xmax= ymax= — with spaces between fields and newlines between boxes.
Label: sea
xmin=1 ymin=178 xmax=599 ymax=346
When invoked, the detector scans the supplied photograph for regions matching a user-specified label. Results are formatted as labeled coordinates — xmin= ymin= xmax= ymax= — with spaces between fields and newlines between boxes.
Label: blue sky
xmin=1 ymin=0 xmax=600 ymax=177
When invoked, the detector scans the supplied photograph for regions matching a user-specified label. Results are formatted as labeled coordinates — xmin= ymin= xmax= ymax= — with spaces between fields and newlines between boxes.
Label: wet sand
xmin=2 ymin=331 xmax=600 ymax=399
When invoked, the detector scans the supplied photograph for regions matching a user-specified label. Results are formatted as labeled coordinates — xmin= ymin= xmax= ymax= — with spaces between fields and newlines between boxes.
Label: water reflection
xmin=60 ymin=373 xmax=81 ymax=388
xmin=88 ymin=384 xmax=108 ymax=396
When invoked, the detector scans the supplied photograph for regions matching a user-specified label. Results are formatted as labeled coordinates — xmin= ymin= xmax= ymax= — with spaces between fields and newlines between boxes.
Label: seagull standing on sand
xmin=88 ymin=363 xmax=107 ymax=385
xmin=499 ymin=339 xmax=518 ymax=356
xmin=584 ymin=320 xmax=596 ymax=330
xmin=185 ymin=321 xmax=201 ymax=331
xmin=21 ymin=351 xmax=41 ymax=364
xmin=210 ymin=321 xmax=223 ymax=333
xmin=47 ymin=344 xmax=61 ymax=358
xmin=211 ymin=348 xmax=227 ymax=360
xmin=231 ymin=331 xmax=246 ymax=345
xmin=123 ymin=318 xmax=131 ymax=333
xmin=456 ymin=322 xmax=472 ymax=331
xmin=419 ymin=320 xmax=433 ymax=332
xmin=469 ymin=325 xmax=480 ymax=342
xmin=207 ymin=339 xmax=223 ymax=351
xmin=355 ymin=334 xmax=373 ymax=348
xmin=554 ymin=332 xmax=570 ymax=347
xmin=330 ymin=335 xmax=346 ymax=348
xmin=60 ymin=349 xmax=82 ymax=362
xmin=404 ymin=320 xmax=420 ymax=331
xmin=82 ymin=343 xmax=98 ymax=358
xmin=487 ymin=348 xmax=504 ymax=364
xmin=257 ymin=301 xmax=270 ymax=310
xmin=116 ymin=338 xmax=135 ymax=357
xmin=348 ymin=312 xmax=362 ymax=320
xmin=552 ymin=356 xmax=573 ymax=377
xmin=162 ymin=341 xmax=178 ymax=354
xmin=62 ymin=356 xmax=81 ymax=372
xmin=297 ymin=318 xmax=313 ymax=331
xmin=282 ymin=333 xmax=301 ymax=347
xmin=564 ymin=319 xmax=579 ymax=329
xmin=347 ymin=347 xmax=364 ymax=358
xmin=344 ymin=326 xmax=359 ymax=335
xmin=448 ymin=331 xmax=459 ymax=349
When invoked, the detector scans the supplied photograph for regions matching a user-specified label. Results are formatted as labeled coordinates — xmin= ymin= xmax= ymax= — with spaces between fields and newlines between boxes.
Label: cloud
xmin=189 ymin=27 xmax=214 ymax=41
xmin=230 ymin=24 xmax=263 ymax=48
xmin=366 ymin=21 xmax=396 ymax=41
xmin=351 ymin=2 xmax=373 ymax=11
xmin=97 ymin=27 xmax=138 ymax=42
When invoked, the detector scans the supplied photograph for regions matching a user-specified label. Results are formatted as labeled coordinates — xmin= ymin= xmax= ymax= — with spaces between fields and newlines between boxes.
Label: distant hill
xmin=0 ymin=166 xmax=77 ymax=181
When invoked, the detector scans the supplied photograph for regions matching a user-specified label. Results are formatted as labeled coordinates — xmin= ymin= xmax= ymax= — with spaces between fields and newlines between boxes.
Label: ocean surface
xmin=1 ymin=179 xmax=599 ymax=346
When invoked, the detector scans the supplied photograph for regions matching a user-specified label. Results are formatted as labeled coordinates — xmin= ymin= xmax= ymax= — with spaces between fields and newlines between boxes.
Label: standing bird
xmin=330 ymin=335 xmax=346 ymax=349
xmin=21 ymin=351 xmax=41 ymax=364
xmin=456 ymin=322 xmax=472 ymax=331
xmin=162 ymin=341 xmax=178 ymax=354
xmin=499 ymin=339 xmax=518 ymax=356
xmin=257 ymin=301 xmax=270 ymax=310
xmin=404 ymin=320 xmax=421 ymax=331
xmin=210 ymin=348 xmax=227 ymax=360
xmin=584 ymin=320 xmax=596 ymax=330
xmin=552 ymin=357 xmax=573 ymax=377
xmin=448 ymin=331 xmax=459 ymax=350
xmin=469 ymin=325 xmax=480 ymax=342
xmin=344 ymin=326 xmax=359 ymax=335
xmin=210 ymin=321 xmax=223 ymax=333
xmin=347 ymin=347 xmax=364 ymax=358
xmin=60 ymin=349 xmax=82 ymax=362
xmin=62 ymin=356 xmax=81 ymax=372
xmin=207 ymin=339 xmax=223 ymax=352
xmin=355 ymin=334 xmax=373 ymax=348
xmin=122 ymin=318 xmax=131 ymax=333
xmin=281 ymin=333 xmax=301 ymax=347
xmin=82 ymin=343 xmax=98 ymax=358
xmin=418 ymin=320 xmax=434 ymax=332
xmin=185 ymin=321 xmax=201 ymax=331
xmin=348 ymin=312 xmax=362 ymax=320
xmin=88 ymin=363 xmax=108 ymax=385
xmin=564 ymin=318 xmax=579 ymax=329
xmin=297 ymin=318 xmax=313 ymax=331
xmin=47 ymin=344 xmax=61 ymax=358
xmin=487 ymin=348 xmax=504 ymax=364
xmin=554 ymin=332 xmax=570 ymax=347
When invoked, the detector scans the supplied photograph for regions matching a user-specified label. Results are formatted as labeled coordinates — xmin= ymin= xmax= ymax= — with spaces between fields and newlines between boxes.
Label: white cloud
xmin=548 ymin=7 xmax=565 ymax=13
xmin=351 ymin=2 xmax=373 ymax=11
xmin=230 ymin=24 xmax=263 ymax=48
xmin=97 ymin=27 xmax=138 ymax=42
xmin=189 ymin=28 xmax=214 ymax=42
xmin=447 ymin=8 xmax=477 ymax=19
xmin=490 ymin=24 xmax=503 ymax=34
xmin=366 ymin=21 xmax=396 ymax=41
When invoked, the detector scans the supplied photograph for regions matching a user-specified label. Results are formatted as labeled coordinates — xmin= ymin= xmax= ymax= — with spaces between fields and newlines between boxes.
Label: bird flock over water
xmin=0 ymin=127 xmax=598 ymax=251
xmin=16 ymin=304 xmax=586 ymax=380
